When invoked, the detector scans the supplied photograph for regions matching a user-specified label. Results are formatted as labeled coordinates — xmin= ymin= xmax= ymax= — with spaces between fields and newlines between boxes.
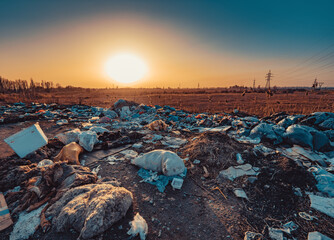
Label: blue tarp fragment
xmin=137 ymin=168 xmax=187 ymax=192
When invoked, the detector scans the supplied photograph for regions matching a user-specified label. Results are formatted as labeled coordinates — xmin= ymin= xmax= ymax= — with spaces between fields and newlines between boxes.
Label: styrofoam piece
xmin=4 ymin=123 xmax=48 ymax=158
xmin=171 ymin=178 xmax=184 ymax=190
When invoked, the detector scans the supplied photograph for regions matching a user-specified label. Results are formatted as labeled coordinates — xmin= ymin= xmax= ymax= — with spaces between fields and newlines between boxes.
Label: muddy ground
xmin=0 ymin=120 xmax=333 ymax=240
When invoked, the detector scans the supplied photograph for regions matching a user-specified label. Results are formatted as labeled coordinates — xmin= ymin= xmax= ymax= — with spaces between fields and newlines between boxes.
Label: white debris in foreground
xmin=10 ymin=204 xmax=46 ymax=240
xmin=127 ymin=213 xmax=148 ymax=240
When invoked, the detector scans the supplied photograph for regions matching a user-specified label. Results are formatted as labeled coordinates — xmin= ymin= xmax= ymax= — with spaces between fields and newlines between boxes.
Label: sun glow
xmin=105 ymin=53 xmax=148 ymax=84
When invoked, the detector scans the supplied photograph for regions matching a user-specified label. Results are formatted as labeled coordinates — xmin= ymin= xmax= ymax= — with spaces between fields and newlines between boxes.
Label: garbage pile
xmin=0 ymin=99 xmax=333 ymax=239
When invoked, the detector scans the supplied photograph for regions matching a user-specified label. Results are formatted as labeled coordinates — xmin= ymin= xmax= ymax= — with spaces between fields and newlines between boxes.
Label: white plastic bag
xmin=78 ymin=131 xmax=98 ymax=152
xmin=127 ymin=213 xmax=148 ymax=240
xmin=56 ymin=128 xmax=81 ymax=145
xmin=131 ymin=150 xmax=185 ymax=176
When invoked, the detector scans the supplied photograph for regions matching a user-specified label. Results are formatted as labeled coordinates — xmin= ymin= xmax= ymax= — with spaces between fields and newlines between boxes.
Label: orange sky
xmin=0 ymin=13 xmax=331 ymax=88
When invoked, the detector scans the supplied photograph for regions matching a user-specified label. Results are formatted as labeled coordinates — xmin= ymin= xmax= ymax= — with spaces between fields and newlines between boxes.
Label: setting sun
xmin=104 ymin=53 xmax=148 ymax=84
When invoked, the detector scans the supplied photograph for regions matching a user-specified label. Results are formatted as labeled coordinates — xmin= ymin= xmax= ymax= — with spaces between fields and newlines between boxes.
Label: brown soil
xmin=1 ymin=88 xmax=334 ymax=116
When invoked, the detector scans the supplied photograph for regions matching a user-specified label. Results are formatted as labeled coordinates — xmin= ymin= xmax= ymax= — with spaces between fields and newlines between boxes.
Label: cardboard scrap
xmin=0 ymin=193 xmax=13 ymax=231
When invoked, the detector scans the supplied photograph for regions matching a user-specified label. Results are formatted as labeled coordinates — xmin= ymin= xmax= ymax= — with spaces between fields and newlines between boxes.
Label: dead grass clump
xmin=183 ymin=132 xmax=252 ymax=170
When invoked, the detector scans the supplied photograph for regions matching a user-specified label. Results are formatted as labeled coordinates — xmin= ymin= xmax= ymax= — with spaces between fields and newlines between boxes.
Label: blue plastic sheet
xmin=137 ymin=168 xmax=187 ymax=192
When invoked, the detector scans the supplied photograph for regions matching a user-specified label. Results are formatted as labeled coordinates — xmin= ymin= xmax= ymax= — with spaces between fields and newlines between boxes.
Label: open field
xmin=1 ymin=88 xmax=334 ymax=116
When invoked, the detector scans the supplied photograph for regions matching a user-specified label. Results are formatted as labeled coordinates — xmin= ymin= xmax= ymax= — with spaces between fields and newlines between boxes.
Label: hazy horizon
xmin=1 ymin=0 xmax=334 ymax=88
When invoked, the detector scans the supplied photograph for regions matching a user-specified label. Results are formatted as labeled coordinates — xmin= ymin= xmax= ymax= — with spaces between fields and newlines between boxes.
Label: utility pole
xmin=312 ymin=77 xmax=324 ymax=90
xmin=253 ymin=79 xmax=256 ymax=90
xmin=265 ymin=70 xmax=273 ymax=90
xmin=198 ymin=82 xmax=200 ymax=89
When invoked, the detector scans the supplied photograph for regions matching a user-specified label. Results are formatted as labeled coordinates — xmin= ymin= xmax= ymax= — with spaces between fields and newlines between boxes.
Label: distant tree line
xmin=0 ymin=76 xmax=61 ymax=94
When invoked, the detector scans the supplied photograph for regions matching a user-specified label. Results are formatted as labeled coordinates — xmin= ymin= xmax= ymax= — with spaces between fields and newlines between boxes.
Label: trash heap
xmin=0 ymin=99 xmax=333 ymax=240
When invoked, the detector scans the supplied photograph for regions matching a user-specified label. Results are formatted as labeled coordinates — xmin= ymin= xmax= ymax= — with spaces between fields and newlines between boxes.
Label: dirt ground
xmin=1 ymin=88 xmax=334 ymax=116
xmin=0 ymin=121 xmax=333 ymax=240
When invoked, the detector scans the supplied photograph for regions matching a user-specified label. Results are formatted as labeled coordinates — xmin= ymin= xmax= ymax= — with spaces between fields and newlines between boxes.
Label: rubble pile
xmin=0 ymin=99 xmax=333 ymax=239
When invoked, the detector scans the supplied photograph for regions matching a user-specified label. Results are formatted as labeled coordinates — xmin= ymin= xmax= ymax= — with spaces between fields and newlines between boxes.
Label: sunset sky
xmin=1 ymin=0 xmax=334 ymax=88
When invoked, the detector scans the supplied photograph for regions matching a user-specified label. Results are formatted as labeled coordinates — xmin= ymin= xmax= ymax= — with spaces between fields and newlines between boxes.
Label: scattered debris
xmin=161 ymin=136 xmax=188 ymax=148
xmin=127 ymin=213 xmax=148 ymax=240
xmin=137 ymin=168 xmax=186 ymax=192
xmin=218 ymin=164 xmax=260 ymax=181
xmin=1 ymin=99 xmax=334 ymax=239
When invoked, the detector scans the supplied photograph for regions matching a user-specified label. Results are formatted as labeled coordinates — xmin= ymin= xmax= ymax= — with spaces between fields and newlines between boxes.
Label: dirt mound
xmin=183 ymin=132 xmax=253 ymax=169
